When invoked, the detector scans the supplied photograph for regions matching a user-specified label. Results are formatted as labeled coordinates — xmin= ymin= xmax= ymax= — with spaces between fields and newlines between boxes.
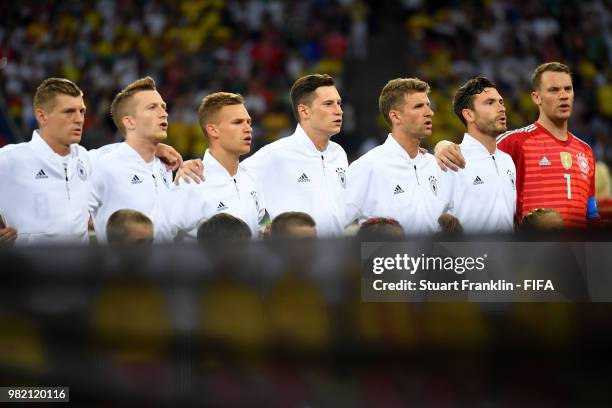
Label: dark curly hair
xmin=452 ymin=76 xmax=497 ymax=126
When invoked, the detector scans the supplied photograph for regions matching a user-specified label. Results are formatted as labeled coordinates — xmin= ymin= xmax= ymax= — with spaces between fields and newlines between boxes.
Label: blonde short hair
xmin=379 ymin=78 xmax=430 ymax=126
xmin=197 ymin=92 xmax=245 ymax=137
xmin=110 ymin=77 xmax=157 ymax=135
xmin=33 ymin=78 xmax=83 ymax=112
xmin=106 ymin=209 xmax=153 ymax=245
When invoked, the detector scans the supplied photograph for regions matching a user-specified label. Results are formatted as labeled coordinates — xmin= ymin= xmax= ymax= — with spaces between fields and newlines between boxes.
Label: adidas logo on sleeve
xmin=473 ymin=176 xmax=484 ymax=185
xmin=131 ymin=175 xmax=143 ymax=184
xmin=35 ymin=169 xmax=48 ymax=179
xmin=298 ymin=173 xmax=310 ymax=183
xmin=393 ymin=185 xmax=405 ymax=195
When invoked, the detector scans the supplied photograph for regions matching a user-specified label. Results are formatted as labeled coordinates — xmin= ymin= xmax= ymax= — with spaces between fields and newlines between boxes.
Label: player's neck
xmin=466 ymin=129 xmax=496 ymax=155
xmin=301 ymin=124 xmax=331 ymax=152
xmin=392 ymin=131 xmax=420 ymax=159
xmin=538 ymin=114 xmax=569 ymax=141
xmin=39 ymin=130 xmax=70 ymax=156
xmin=209 ymin=146 xmax=239 ymax=176
xmin=126 ymin=136 xmax=157 ymax=163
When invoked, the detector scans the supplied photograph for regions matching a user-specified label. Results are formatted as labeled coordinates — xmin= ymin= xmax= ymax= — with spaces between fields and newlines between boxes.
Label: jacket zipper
xmin=234 ymin=178 xmax=240 ymax=198
xmin=152 ymin=174 xmax=158 ymax=193
xmin=63 ymin=163 xmax=71 ymax=200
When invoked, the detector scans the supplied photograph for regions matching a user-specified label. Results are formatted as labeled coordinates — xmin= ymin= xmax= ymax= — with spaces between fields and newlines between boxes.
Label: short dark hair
xmin=106 ymin=209 xmax=153 ymax=245
xmin=357 ymin=217 xmax=404 ymax=239
xmin=34 ymin=77 xmax=83 ymax=112
xmin=270 ymin=211 xmax=316 ymax=237
xmin=290 ymin=74 xmax=335 ymax=122
xmin=452 ymin=76 xmax=497 ymax=126
xmin=379 ymin=78 xmax=430 ymax=127
xmin=197 ymin=213 xmax=252 ymax=243
xmin=519 ymin=208 xmax=564 ymax=232
xmin=531 ymin=62 xmax=571 ymax=91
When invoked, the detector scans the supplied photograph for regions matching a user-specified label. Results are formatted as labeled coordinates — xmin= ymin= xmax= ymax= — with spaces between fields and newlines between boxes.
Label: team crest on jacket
xmin=507 ymin=169 xmax=516 ymax=190
xmin=336 ymin=168 xmax=346 ymax=188
xmin=77 ymin=160 xmax=87 ymax=181
xmin=560 ymin=152 xmax=572 ymax=170
xmin=250 ymin=191 xmax=260 ymax=212
xmin=428 ymin=175 xmax=437 ymax=196
xmin=576 ymin=153 xmax=589 ymax=174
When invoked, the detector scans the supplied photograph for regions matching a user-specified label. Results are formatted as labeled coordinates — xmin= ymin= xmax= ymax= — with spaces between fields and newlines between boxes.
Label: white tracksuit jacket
xmin=444 ymin=133 xmax=516 ymax=233
xmin=346 ymin=134 xmax=450 ymax=235
xmin=0 ymin=130 xmax=92 ymax=244
xmin=153 ymin=149 xmax=266 ymax=242
xmin=89 ymin=142 xmax=172 ymax=242
xmin=242 ymin=125 xmax=348 ymax=237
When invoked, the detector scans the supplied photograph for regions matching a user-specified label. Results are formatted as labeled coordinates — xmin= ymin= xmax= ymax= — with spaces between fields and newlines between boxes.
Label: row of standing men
xmin=0 ymin=62 xmax=600 ymax=244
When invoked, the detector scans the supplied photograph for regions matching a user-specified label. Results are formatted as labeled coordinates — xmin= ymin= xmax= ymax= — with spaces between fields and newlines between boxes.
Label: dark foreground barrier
xmin=1 ymin=236 xmax=612 ymax=406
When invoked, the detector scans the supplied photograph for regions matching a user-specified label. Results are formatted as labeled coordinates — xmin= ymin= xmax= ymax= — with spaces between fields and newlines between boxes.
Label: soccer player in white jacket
xmin=445 ymin=76 xmax=516 ymax=233
xmin=346 ymin=78 xmax=450 ymax=235
xmin=241 ymin=74 xmax=348 ymax=237
xmin=0 ymin=78 xmax=91 ymax=244
xmin=0 ymin=77 xmax=192 ymax=245
xmin=183 ymin=74 xmax=349 ymax=237
xmin=153 ymin=92 xmax=266 ymax=241
xmin=89 ymin=77 xmax=174 ymax=242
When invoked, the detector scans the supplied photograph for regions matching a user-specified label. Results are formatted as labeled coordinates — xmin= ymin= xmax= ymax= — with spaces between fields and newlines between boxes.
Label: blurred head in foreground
xmin=270 ymin=211 xmax=317 ymax=239
xmin=519 ymin=208 xmax=564 ymax=232
xmin=106 ymin=209 xmax=153 ymax=246
xmin=437 ymin=213 xmax=464 ymax=235
xmin=197 ymin=213 xmax=252 ymax=243
xmin=357 ymin=217 xmax=404 ymax=240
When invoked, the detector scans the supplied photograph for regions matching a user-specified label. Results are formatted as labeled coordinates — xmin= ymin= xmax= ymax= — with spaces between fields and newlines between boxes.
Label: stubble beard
xmin=477 ymin=118 xmax=506 ymax=138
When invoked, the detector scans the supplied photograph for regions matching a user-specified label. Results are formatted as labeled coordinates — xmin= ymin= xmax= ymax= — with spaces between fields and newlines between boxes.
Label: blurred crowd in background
xmin=0 ymin=0 xmax=610 ymax=163
xmin=392 ymin=0 xmax=611 ymax=160
xmin=0 ymin=0 xmax=369 ymax=157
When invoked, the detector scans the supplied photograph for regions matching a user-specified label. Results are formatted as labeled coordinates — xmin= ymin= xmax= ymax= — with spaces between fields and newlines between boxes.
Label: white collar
xmin=118 ymin=142 xmax=160 ymax=165
xmin=203 ymin=149 xmax=242 ymax=178
xmin=30 ymin=130 xmax=78 ymax=160
xmin=293 ymin=124 xmax=333 ymax=157
xmin=383 ymin=134 xmax=426 ymax=162
xmin=461 ymin=133 xmax=498 ymax=158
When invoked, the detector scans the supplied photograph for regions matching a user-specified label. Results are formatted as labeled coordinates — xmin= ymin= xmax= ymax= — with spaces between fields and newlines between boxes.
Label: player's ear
xmin=388 ymin=109 xmax=400 ymax=125
xmin=297 ymin=103 xmax=309 ymax=121
xmin=530 ymin=90 xmax=541 ymax=106
xmin=34 ymin=108 xmax=47 ymax=126
xmin=461 ymin=108 xmax=473 ymax=124
xmin=206 ymin=123 xmax=219 ymax=139
xmin=122 ymin=115 xmax=135 ymax=131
